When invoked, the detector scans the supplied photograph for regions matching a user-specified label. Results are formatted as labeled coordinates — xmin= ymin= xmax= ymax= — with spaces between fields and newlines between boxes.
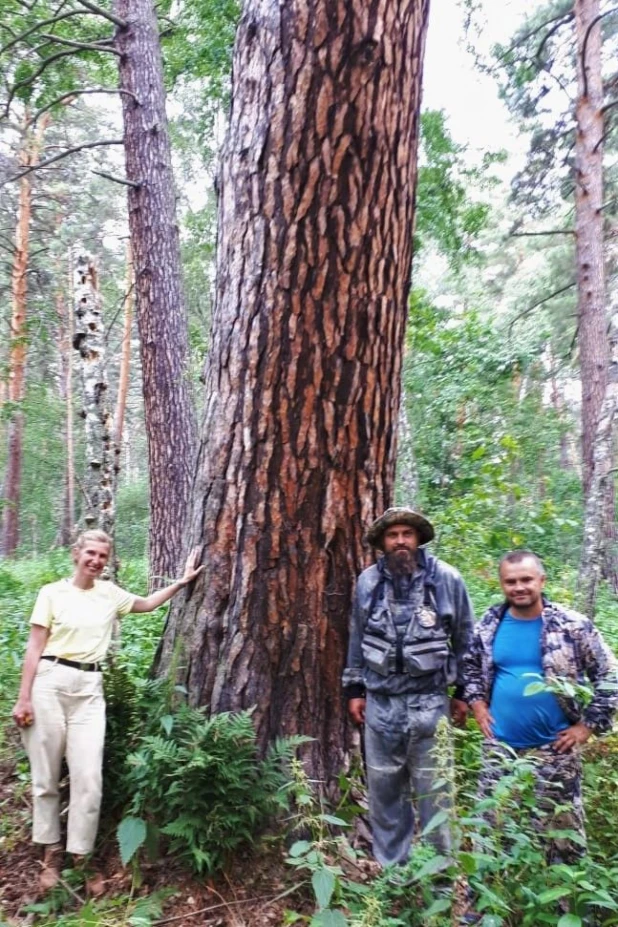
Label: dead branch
xmin=535 ymin=11 xmax=574 ymax=66
xmin=510 ymin=229 xmax=575 ymax=238
xmin=27 ymin=87 xmax=139 ymax=125
xmin=76 ymin=0 xmax=127 ymax=29
xmin=91 ymin=168 xmax=141 ymax=188
xmin=508 ymin=280 xmax=577 ymax=336
xmin=38 ymin=32 xmax=121 ymax=56
xmin=1 ymin=139 xmax=124 ymax=185
xmin=582 ymin=8 xmax=618 ymax=98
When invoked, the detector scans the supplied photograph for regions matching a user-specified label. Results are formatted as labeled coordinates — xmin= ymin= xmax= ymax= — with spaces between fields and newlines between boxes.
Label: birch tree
xmin=73 ymin=250 xmax=115 ymax=542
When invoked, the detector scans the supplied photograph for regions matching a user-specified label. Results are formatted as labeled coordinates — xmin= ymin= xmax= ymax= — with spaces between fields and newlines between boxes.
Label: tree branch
xmin=510 ymin=229 xmax=575 ymax=238
xmin=27 ymin=87 xmax=139 ymax=125
xmin=3 ymin=48 xmax=84 ymax=118
xmin=495 ymin=4 xmax=574 ymax=64
xmin=76 ymin=0 xmax=127 ymax=29
xmin=508 ymin=280 xmax=577 ymax=336
xmin=1 ymin=139 xmax=124 ymax=185
xmin=0 ymin=10 xmax=101 ymax=56
xmin=91 ymin=168 xmax=141 ymax=188
xmin=38 ymin=32 xmax=121 ymax=56
xmin=535 ymin=11 xmax=574 ymax=67
xmin=582 ymin=8 xmax=618 ymax=98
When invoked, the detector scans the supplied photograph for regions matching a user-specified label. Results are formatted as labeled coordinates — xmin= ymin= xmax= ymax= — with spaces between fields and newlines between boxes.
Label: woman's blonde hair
xmin=73 ymin=529 xmax=113 ymax=551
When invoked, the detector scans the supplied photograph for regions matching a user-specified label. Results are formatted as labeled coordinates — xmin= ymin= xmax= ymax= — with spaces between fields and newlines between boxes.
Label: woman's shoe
xmin=39 ymin=843 xmax=63 ymax=892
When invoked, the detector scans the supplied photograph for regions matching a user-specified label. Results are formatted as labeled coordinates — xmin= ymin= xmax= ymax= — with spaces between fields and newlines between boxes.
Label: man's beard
xmin=385 ymin=548 xmax=416 ymax=577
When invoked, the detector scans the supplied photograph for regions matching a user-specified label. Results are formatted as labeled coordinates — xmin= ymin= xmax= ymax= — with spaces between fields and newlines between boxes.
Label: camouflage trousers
xmin=477 ymin=739 xmax=586 ymax=863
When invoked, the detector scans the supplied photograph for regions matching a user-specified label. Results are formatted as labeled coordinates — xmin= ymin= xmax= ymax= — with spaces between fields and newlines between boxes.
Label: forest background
xmin=1 ymin=0 xmax=618 ymax=925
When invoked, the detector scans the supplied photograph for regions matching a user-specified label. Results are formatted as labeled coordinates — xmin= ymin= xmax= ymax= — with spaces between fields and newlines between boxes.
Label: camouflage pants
xmin=477 ymin=740 xmax=586 ymax=863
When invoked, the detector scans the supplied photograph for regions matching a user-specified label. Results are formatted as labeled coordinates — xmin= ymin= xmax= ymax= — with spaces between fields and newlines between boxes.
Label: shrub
xmin=118 ymin=701 xmax=303 ymax=874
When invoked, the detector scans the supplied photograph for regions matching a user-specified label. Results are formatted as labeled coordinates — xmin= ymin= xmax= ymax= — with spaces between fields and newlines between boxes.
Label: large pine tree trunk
xmin=1 ymin=117 xmax=48 ymax=557
xmin=156 ymin=0 xmax=430 ymax=779
xmin=114 ymin=0 xmax=197 ymax=586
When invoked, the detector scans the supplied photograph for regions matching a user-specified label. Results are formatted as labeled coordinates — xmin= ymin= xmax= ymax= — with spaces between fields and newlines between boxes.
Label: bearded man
xmin=342 ymin=507 xmax=474 ymax=866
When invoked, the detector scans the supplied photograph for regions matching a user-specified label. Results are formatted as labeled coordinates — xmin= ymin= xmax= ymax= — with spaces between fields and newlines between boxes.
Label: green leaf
xmin=312 ymin=868 xmax=336 ymax=910
xmin=458 ymin=851 xmax=478 ymax=875
xmin=537 ymin=886 xmax=571 ymax=904
xmin=557 ymin=916 xmax=582 ymax=927
xmin=318 ymin=814 xmax=349 ymax=827
xmin=118 ymin=815 xmax=147 ymax=866
xmin=160 ymin=714 xmax=174 ymax=735
xmin=423 ymin=897 xmax=451 ymax=916
xmin=310 ymin=911 xmax=348 ymax=927
xmin=413 ymin=854 xmax=451 ymax=880
xmin=421 ymin=809 xmax=450 ymax=836
xmin=523 ymin=682 xmax=547 ymax=697
xmin=289 ymin=840 xmax=312 ymax=858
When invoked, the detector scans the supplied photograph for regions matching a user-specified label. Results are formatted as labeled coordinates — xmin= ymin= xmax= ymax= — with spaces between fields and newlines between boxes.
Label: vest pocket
xmin=403 ymin=640 xmax=449 ymax=677
xmin=361 ymin=635 xmax=392 ymax=676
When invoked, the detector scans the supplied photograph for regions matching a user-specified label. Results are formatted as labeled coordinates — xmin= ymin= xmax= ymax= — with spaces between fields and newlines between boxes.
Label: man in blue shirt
xmin=463 ymin=550 xmax=618 ymax=860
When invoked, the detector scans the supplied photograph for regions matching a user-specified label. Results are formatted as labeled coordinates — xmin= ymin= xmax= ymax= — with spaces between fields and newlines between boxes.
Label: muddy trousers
xmin=21 ymin=660 xmax=106 ymax=855
xmin=364 ymin=692 xmax=452 ymax=866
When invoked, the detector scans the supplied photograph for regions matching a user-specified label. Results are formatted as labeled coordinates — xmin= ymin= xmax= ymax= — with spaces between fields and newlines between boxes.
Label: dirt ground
xmin=0 ymin=746 xmax=380 ymax=927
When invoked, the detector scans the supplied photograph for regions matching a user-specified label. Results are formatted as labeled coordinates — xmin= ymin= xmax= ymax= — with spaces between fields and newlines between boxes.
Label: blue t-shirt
xmin=489 ymin=612 xmax=570 ymax=748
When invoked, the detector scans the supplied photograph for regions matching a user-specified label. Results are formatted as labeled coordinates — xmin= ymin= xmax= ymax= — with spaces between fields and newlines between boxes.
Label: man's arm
xmin=342 ymin=583 xmax=366 ymax=725
xmin=577 ymin=619 xmax=618 ymax=736
xmin=449 ymin=575 xmax=475 ymax=724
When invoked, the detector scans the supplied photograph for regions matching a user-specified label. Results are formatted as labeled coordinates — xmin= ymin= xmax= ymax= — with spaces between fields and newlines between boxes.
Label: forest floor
xmin=0 ymin=740 xmax=378 ymax=927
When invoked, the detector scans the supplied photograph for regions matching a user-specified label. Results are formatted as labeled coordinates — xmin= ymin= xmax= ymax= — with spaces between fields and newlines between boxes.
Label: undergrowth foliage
xmin=109 ymin=671 xmax=307 ymax=874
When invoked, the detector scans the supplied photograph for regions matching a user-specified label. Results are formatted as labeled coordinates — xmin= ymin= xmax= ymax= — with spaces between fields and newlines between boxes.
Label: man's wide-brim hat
xmin=365 ymin=507 xmax=435 ymax=550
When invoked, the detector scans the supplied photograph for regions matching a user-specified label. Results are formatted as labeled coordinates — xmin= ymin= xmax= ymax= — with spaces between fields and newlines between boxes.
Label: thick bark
xmin=73 ymin=251 xmax=115 ymax=546
xmin=1 ymin=117 xmax=48 ymax=557
xmin=156 ymin=0 xmax=430 ymax=779
xmin=114 ymin=0 xmax=197 ymax=586
xmin=574 ymin=0 xmax=607 ymax=498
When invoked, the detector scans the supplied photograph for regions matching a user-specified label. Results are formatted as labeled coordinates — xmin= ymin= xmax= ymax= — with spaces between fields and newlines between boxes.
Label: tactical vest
xmin=360 ymin=564 xmax=456 ymax=686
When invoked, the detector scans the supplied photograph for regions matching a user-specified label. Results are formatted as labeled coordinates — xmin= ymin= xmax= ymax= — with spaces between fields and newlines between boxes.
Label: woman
xmin=12 ymin=529 xmax=203 ymax=893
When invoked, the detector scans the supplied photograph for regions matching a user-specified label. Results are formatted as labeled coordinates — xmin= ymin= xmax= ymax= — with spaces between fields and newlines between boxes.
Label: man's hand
xmin=450 ymin=698 xmax=468 ymax=728
xmin=471 ymin=699 xmax=494 ymax=739
xmin=13 ymin=697 xmax=34 ymax=728
xmin=554 ymin=721 xmax=592 ymax=754
xmin=348 ymin=698 xmax=366 ymax=725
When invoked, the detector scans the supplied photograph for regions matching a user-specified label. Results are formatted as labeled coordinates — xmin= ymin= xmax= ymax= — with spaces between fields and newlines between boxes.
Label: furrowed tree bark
xmin=114 ymin=0 xmax=197 ymax=586
xmin=73 ymin=251 xmax=115 ymax=549
xmin=156 ymin=0 xmax=430 ymax=779
xmin=1 ymin=116 xmax=48 ymax=558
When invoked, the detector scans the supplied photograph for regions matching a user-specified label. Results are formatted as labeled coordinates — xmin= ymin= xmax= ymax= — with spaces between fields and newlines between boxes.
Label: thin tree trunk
xmin=113 ymin=240 xmax=134 ymax=494
xmin=156 ymin=0 xmax=430 ymax=779
xmin=577 ymin=322 xmax=618 ymax=614
xmin=55 ymin=285 xmax=74 ymax=547
xmin=396 ymin=400 xmax=419 ymax=505
xmin=73 ymin=251 xmax=115 ymax=551
xmin=114 ymin=0 xmax=197 ymax=587
xmin=1 ymin=116 xmax=48 ymax=557
xmin=574 ymin=0 xmax=607 ymax=498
